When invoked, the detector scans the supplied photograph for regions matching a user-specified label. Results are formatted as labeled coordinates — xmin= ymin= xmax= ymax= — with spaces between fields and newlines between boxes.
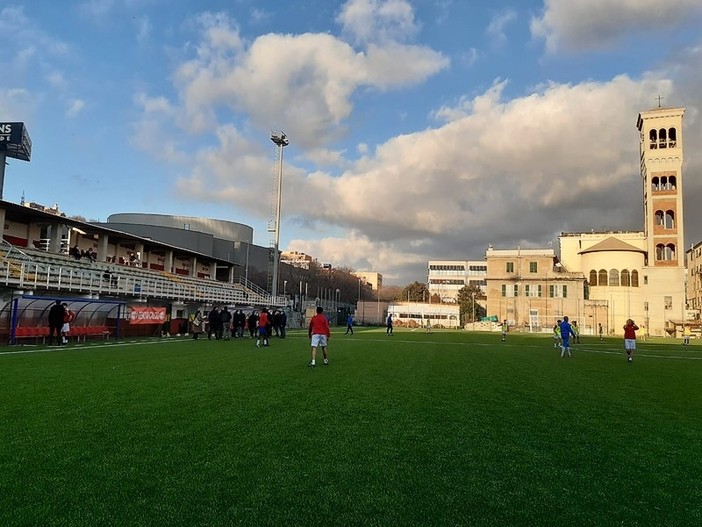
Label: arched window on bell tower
xmin=652 ymin=176 xmax=660 ymax=190
xmin=656 ymin=244 xmax=664 ymax=260
xmin=659 ymin=128 xmax=667 ymax=149
xmin=649 ymin=129 xmax=658 ymax=149
xmin=666 ymin=244 xmax=676 ymax=260
xmin=668 ymin=127 xmax=677 ymax=148
xmin=664 ymin=210 xmax=675 ymax=229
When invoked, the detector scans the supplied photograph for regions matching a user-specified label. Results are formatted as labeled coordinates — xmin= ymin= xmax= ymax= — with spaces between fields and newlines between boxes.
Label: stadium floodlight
xmin=268 ymin=130 xmax=289 ymax=298
xmin=270 ymin=131 xmax=289 ymax=147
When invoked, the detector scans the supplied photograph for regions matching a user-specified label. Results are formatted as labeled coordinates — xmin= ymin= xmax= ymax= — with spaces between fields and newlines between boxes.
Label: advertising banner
xmin=0 ymin=122 xmax=32 ymax=161
xmin=129 ymin=306 xmax=167 ymax=324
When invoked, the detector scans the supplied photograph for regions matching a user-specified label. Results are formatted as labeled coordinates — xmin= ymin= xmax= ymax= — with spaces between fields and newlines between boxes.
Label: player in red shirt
xmin=308 ymin=306 xmax=331 ymax=367
xmin=61 ymin=302 xmax=75 ymax=345
xmin=623 ymin=319 xmax=639 ymax=363
xmin=256 ymin=308 xmax=270 ymax=348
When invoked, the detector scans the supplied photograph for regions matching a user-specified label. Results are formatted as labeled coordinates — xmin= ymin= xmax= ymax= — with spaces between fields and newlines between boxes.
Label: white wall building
xmin=427 ymin=260 xmax=487 ymax=303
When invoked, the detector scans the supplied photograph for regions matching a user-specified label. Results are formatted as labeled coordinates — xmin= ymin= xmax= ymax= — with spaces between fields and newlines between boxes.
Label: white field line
xmin=2 ymin=335 xmax=701 ymax=361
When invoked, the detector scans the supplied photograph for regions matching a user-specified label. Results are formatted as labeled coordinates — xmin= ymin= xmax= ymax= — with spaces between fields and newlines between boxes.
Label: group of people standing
xmin=189 ymin=307 xmax=287 ymax=342
xmin=550 ymin=316 xmax=639 ymax=362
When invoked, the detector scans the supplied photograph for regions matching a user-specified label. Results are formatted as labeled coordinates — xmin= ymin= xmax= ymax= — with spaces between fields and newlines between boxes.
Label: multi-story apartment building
xmin=353 ymin=271 xmax=383 ymax=291
xmin=686 ymin=242 xmax=702 ymax=312
xmin=427 ymin=260 xmax=487 ymax=303
xmin=485 ymin=248 xmax=586 ymax=331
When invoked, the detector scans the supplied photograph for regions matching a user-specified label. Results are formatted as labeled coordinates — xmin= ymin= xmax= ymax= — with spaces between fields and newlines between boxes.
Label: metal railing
xmin=0 ymin=243 xmax=284 ymax=307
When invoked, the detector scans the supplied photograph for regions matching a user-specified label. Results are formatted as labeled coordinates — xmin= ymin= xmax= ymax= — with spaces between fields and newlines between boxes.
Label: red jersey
xmin=258 ymin=312 xmax=269 ymax=328
xmin=308 ymin=314 xmax=330 ymax=337
xmin=623 ymin=323 xmax=638 ymax=339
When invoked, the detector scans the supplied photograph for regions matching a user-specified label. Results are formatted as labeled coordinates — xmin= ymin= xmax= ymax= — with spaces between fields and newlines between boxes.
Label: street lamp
xmin=335 ymin=288 xmax=341 ymax=324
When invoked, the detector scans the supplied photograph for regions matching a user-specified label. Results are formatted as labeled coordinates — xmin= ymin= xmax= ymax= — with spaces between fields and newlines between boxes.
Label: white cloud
xmin=46 ymin=71 xmax=67 ymax=89
xmin=532 ymin=0 xmax=702 ymax=52
xmin=486 ymin=10 xmax=516 ymax=47
xmin=337 ymin=0 xmax=419 ymax=45
xmin=458 ymin=47 xmax=480 ymax=68
xmin=134 ymin=15 xmax=152 ymax=43
xmin=288 ymin=231 xmax=427 ymax=280
xmin=169 ymin=12 xmax=447 ymax=149
xmin=304 ymin=148 xmax=346 ymax=167
xmin=66 ymin=98 xmax=86 ymax=118
xmin=0 ymin=88 xmax=37 ymax=121
xmin=128 ymin=7 xmax=702 ymax=284
xmin=250 ymin=8 xmax=270 ymax=25
xmin=282 ymin=73 xmax=693 ymax=281
xmin=79 ymin=0 xmax=116 ymax=20
xmin=0 ymin=6 xmax=70 ymax=58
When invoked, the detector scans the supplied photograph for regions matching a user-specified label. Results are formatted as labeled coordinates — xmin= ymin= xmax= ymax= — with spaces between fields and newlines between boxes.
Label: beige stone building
xmin=485 ymin=247 xmax=586 ymax=331
xmin=485 ymin=107 xmax=688 ymax=337
xmin=558 ymin=107 xmax=687 ymax=337
xmin=686 ymin=242 xmax=702 ymax=312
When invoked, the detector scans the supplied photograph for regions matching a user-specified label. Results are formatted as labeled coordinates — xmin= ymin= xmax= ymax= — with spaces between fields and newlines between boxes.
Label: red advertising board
xmin=129 ymin=306 xmax=167 ymax=324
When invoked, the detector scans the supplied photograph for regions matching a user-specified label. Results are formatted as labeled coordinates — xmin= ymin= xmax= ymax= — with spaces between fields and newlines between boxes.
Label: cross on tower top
xmin=656 ymin=95 xmax=664 ymax=108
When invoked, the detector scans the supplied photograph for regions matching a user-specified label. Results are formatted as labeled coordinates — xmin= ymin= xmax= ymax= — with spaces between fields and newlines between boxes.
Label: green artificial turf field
xmin=1 ymin=329 xmax=700 ymax=526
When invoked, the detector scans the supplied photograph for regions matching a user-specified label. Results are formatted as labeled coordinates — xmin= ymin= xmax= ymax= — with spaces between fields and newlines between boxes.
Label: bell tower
xmin=636 ymin=106 xmax=685 ymax=267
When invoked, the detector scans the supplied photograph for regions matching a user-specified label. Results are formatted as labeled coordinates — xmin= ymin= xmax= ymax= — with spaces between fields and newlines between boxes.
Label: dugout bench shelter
xmin=3 ymin=294 xmax=126 ymax=345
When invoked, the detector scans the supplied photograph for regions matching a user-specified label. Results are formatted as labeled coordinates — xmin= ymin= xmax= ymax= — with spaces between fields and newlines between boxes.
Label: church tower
xmin=636 ymin=106 xmax=685 ymax=267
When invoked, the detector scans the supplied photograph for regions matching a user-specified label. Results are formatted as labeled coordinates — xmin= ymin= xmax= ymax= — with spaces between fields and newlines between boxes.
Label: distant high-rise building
xmin=353 ymin=271 xmax=382 ymax=291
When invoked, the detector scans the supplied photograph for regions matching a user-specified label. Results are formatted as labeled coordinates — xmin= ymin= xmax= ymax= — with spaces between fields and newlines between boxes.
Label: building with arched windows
xmin=485 ymin=107 xmax=688 ymax=337
xmin=556 ymin=107 xmax=687 ymax=337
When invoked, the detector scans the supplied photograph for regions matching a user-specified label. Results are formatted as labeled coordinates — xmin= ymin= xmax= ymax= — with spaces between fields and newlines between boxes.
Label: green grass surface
xmin=1 ymin=329 xmax=701 ymax=526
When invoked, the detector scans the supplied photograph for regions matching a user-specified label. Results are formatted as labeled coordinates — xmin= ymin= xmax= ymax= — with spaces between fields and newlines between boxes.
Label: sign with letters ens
xmin=0 ymin=122 xmax=32 ymax=161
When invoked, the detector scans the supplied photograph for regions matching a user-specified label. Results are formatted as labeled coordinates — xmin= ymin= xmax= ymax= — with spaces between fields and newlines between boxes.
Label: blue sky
xmin=2 ymin=0 xmax=702 ymax=285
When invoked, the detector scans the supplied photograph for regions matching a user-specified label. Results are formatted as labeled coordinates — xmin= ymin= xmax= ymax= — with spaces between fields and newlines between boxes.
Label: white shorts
xmin=62 ymin=323 xmax=70 ymax=333
xmin=624 ymin=339 xmax=636 ymax=351
xmin=311 ymin=334 xmax=327 ymax=348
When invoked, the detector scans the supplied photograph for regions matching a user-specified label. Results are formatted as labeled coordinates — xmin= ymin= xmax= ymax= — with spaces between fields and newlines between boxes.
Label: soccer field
xmin=1 ymin=329 xmax=700 ymax=526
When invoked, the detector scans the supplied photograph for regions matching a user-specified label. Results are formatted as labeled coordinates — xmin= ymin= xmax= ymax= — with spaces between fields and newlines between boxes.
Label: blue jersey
xmin=559 ymin=321 xmax=575 ymax=339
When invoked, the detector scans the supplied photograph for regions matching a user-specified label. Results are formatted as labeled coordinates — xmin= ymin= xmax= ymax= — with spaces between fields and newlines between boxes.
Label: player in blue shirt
xmin=559 ymin=316 xmax=576 ymax=358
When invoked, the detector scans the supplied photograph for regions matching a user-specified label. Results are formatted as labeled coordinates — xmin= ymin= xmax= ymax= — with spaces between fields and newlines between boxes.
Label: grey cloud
xmin=532 ymin=0 xmax=702 ymax=52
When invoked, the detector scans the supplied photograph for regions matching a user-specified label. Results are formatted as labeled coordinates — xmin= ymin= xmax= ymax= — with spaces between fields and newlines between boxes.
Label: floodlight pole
xmin=0 ymin=152 xmax=6 ymax=200
xmin=269 ymin=131 xmax=289 ymax=298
